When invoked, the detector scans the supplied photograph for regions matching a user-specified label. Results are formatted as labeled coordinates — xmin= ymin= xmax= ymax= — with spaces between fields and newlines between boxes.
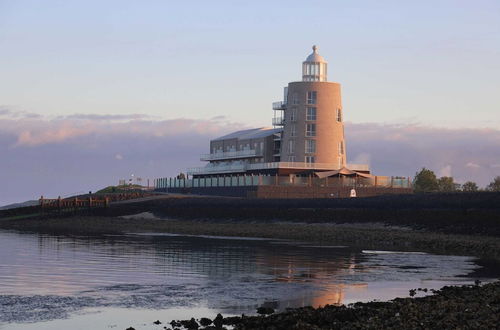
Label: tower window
xmin=306 ymin=91 xmax=317 ymax=104
xmin=290 ymin=124 xmax=296 ymax=137
xmin=288 ymin=155 xmax=296 ymax=162
xmin=305 ymin=123 xmax=316 ymax=137
xmin=305 ymin=156 xmax=315 ymax=163
xmin=288 ymin=140 xmax=295 ymax=154
xmin=305 ymin=139 xmax=316 ymax=153
xmin=339 ymin=141 xmax=344 ymax=155
xmin=292 ymin=93 xmax=299 ymax=105
xmin=290 ymin=108 xmax=297 ymax=122
xmin=336 ymin=109 xmax=342 ymax=122
xmin=306 ymin=107 xmax=316 ymax=121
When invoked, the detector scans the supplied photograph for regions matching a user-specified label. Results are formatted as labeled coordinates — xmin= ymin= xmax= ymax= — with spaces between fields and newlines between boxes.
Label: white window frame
xmin=305 ymin=139 xmax=316 ymax=153
xmin=306 ymin=107 xmax=316 ymax=121
xmin=305 ymin=156 xmax=315 ymax=163
xmin=305 ymin=123 xmax=316 ymax=137
xmin=290 ymin=108 xmax=297 ymax=122
xmin=306 ymin=91 xmax=317 ymax=105
xmin=288 ymin=140 xmax=295 ymax=154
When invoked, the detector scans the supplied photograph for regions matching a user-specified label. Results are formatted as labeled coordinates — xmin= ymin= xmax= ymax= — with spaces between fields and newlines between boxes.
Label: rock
xmin=180 ymin=317 xmax=199 ymax=329
xmin=213 ymin=313 xmax=223 ymax=328
xmin=199 ymin=317 xmax=212 ymax=326
xmin=256 ymin=306 xmax=275 ymax=315
xmin=153 ymin=320 xmax=162 ymax=325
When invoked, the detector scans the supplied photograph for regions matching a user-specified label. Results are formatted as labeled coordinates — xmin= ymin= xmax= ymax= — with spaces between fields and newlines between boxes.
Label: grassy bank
xmin=1 ymin=215 xmax=499 ymax=261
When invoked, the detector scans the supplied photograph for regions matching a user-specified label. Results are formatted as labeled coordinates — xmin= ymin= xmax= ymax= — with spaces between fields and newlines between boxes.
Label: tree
xmin=462 ymin=181 xmax=478 ymax=192
xmin=486 ymin=176 xmax=500 ymax=192
xmin=413 ymin=168 xmax=439 ymax=192
xmin=437 ymin=176 xmax=456 ymax=192
xmin=176 ymin=172 xmax=186 ymax=180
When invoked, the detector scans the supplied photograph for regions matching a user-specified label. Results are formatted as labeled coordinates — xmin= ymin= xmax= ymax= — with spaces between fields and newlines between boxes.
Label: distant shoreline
xmin=1 ymin=192 xmax=499 ymax=261
xmin=1 ymin=214 xmax=499 ymax=262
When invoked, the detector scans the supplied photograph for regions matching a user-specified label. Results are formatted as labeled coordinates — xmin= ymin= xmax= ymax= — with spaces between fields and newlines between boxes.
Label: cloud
xmin=466 ymin=162 xmax=481 ymax=169
xmin=63 ymin=113 xmax=152 ymax=121
xmin=344 ymin=122 xmax=500 ymax=186
xmin=438 ymin=165 xmax=452 ymax=177
xmin=0 ymin=109 xmax=244 ymax=148
xmin=0 ymin=115 xmax=499 ymax=206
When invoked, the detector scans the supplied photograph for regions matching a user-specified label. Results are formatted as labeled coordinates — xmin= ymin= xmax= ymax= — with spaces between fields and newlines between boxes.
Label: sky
xmin=0 ymin=0 xmax=499 ymax=205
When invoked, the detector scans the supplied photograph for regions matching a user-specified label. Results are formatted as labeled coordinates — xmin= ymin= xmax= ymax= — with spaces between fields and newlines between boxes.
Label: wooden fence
xmin=39 ymin=192 xmax=154 ymax=212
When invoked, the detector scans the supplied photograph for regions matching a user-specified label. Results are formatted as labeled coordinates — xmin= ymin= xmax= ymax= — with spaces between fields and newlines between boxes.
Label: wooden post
xmin=57 ymin=196 xmax=62 ymax=211
xmin=105 ymin=197 xmax=110 ymax=207
xmin=40 ymin=195 xmax=44 ymax=207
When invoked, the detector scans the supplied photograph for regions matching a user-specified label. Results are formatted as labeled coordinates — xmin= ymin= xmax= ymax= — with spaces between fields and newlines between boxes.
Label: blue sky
xmin=1 ymin=0 xmax=499 ymax=127
xmin=0 ymin=1 xmax=499 ymax=205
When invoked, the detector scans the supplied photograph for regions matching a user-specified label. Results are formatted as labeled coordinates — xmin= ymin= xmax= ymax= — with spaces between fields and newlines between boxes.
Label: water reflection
xmin=0 ymin=229 xmax=491 ymax=324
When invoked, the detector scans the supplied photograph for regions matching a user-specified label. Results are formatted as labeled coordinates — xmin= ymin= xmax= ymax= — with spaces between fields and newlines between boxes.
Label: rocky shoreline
xmin=127 ymin=281 xmax=499 ymax=330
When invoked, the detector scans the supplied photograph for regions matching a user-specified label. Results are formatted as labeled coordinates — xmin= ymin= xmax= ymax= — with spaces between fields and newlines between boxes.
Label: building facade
xmin=188 ymin=46 xmax=361 ymax=178
xmin=278 ymin=46 xmax=345 ymax=168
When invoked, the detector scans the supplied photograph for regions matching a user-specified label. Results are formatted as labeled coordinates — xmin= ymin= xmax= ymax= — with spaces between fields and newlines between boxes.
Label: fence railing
xmin=200 ymin=149 xmax=262 ymax=161
xmin=187 ymin=162 xmax=370 ymax=175
xmin=39 ymin=192 xmax=155 ymax=212
xmin=155 ymin=174 xmax=412 ymax=190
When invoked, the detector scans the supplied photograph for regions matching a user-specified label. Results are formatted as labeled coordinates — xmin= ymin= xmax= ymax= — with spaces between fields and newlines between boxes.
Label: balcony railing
xmin=188 ymin=161 xmax=370 ymax=175
xmin=200 ymin=149 xmax=263 ymax=161
xmin=272 ymin=101 xmax=286 ymax=110
xmin=187 ymin=163 xmax=247 ymax=174
xmin=272 ymin=117 xmax=284 ymax=126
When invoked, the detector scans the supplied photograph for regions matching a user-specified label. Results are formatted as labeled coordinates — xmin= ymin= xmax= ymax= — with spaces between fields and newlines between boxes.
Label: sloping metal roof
xmin=212 ymin=127 xmax=282 ymax=141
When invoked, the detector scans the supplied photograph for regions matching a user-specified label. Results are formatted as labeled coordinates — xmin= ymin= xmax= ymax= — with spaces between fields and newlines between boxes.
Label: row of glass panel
xmin=155 ymin=176 xmax=411 ymax=189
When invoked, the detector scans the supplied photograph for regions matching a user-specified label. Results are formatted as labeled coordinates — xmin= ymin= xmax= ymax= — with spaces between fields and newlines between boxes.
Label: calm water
xmin=0 ymin=229 xmax=497 ymax=330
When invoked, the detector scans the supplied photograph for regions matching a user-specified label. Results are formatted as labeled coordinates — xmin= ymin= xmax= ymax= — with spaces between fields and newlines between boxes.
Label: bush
xmin=413 ymin=168 xmax=439 ymax=192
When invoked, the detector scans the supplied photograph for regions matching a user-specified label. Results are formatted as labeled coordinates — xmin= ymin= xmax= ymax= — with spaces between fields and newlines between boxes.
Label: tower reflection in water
xmin=1 ymin=231 xmax=478 ymax=315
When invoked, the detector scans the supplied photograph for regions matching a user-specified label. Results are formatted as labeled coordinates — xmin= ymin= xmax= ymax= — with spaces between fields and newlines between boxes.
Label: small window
xmin=290 ymin=124 xmax=296 ymax=137
xmin=306 ymin=107 xmax=316 ymax=121
xmin=306 ymin=123 xmax=316 ymax=137
xmin=338 ymin=141 xmax=344 ymax=155
xmin=305 ymin=156 xmax=315 ymax=163
xmin=306 ymin=91 xmax=317 ymax=104
xmin=288 ymin=155 xmax=296 ymax=162
xmin=288 ymin=140 xmax=295 ymax=154
xmin=290 ymin=108 xmax=297 ymax=122
xmin=305 ymin=139 xmax=316 ymax=153
xmin=336 ymin=109 xmax=342 ymax=122
xmin=292 ymin=93 xmax=299 ymax=105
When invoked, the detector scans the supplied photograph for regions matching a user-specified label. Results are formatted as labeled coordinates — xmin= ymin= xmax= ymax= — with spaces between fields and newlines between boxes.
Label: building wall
xmin=208 ymin=134 xmax=276 ymax=165
xmin=281 ymin=81 xmax=345 ymax=166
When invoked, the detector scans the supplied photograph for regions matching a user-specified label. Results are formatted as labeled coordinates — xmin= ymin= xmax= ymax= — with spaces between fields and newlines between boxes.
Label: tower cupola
xmin=302 ymin=45 xmax=328 ymax=82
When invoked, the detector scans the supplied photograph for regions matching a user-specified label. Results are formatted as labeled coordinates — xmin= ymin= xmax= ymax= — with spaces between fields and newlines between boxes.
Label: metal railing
xmin=272 ymin=101 xmax=286 ymax=110
xmin=200 ymin=149 xmax=263 ymax=161
xmin=272 ymin=117 xmax=285 ymax=126
xmin=187 ymin=162 xmax=370 ymax=175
